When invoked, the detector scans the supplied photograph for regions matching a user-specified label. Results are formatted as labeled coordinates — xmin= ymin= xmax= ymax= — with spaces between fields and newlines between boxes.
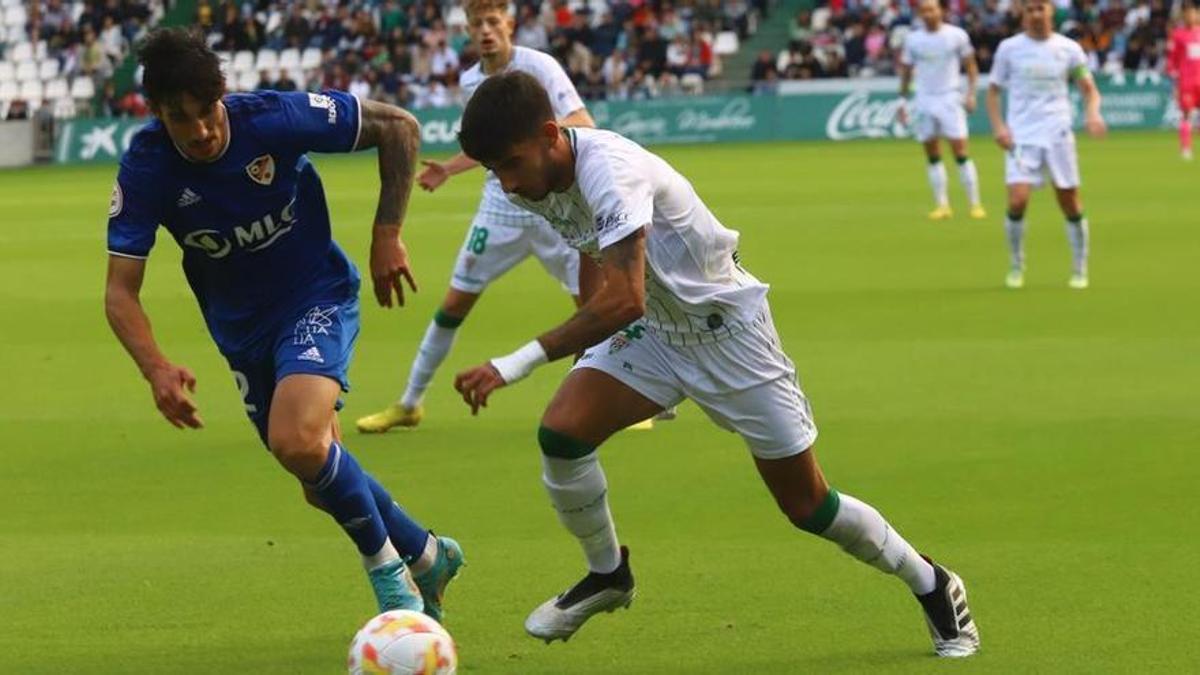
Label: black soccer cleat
xmin=916 ymin=556 xmax=980 ymax=657
xmin=525 ymin=546 xmax=636 ymax=643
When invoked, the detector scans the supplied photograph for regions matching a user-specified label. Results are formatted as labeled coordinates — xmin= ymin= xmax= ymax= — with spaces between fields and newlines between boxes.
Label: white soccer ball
xmin=347 ymin=610 xmax=458 ymax=675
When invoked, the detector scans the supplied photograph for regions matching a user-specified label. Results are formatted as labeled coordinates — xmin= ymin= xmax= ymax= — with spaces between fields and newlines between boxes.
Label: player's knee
xmin=537 ymin=424 xmax=596 ymax=460
xmin=267 ymin=424 xmax=329 ymax=475
xmin=780 ymin=485 xmax=832 ymax=531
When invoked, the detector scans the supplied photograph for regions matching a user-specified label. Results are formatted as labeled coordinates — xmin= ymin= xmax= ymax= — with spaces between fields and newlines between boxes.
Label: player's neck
xmin=481 ymin=44 xmax=514 ymax=75
xmin=1025 ymin=28 xmax=1052 ymax=40
xmin=549 ymin=128 xmax=577 ymax=193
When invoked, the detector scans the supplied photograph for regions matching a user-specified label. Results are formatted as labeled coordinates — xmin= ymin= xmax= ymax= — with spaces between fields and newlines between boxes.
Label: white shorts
xmin=450 ymin=216 xmax=580 ymax=295
xmin=1005 ymin=140 xmax=1081 ymax=189
xmin=913 ymin=96 xmax=968 ymax=142
xmin=573 ymin=304 xmax=818 ymax=460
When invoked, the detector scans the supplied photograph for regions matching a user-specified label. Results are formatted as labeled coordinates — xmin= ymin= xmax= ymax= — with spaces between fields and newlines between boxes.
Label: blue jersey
xmin=107 ymin=90 xmax=364 ymax=357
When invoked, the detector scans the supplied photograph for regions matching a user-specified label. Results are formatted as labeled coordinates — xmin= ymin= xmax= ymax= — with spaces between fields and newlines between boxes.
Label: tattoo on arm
xmin=355 ymin=99 xmax=420 ymax=227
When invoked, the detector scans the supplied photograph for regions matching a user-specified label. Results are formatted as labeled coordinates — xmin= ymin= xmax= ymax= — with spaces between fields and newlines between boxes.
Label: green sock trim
xmin=955 ymin=155 xmax=970 ymax=165
xmin=800 ymin=487 xmax=841 ymax=534
xmin=927 ymin=156 xmax=943 ymax=165
xmin=433 ymin=309 xmax=464 ymax=329
xmin=1067 ymin=212 xmax=1085 ymax=224
xmin=537 ymin=426 xmax=595 ymax=460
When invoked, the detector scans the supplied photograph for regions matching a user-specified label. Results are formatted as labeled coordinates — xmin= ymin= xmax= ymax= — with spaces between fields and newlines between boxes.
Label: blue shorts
xmin=225 ymin=294 xmax=360 ymax=446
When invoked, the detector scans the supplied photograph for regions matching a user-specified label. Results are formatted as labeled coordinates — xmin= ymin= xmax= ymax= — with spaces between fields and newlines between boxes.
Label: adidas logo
xmin=177 ymin=188 xmax=202 ymax=208
xmin=297 ymin=346 xmax=324 ymax=363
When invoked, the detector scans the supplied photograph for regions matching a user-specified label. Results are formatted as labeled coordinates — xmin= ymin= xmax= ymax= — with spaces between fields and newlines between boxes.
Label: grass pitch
xmin=1 ymin=131 xmax=1197 ymax=673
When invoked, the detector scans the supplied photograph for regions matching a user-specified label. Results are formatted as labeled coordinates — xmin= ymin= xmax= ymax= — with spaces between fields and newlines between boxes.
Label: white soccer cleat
xmin=916 ymin=559 xmax=980 ymax=658
xmin=525 ymin=546 xmax=636 ymax=643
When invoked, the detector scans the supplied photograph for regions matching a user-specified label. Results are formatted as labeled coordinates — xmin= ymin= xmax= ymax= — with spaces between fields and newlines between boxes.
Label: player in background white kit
xmin=356 ymin=0 xmax=592 ymax=433
xmin=987 ymin=0 xmax=1105 ymax=290
xmin=897 ymin=0 xmax=985 ymax=221
xmin=453 ymin=72 xmax=981 ymax=658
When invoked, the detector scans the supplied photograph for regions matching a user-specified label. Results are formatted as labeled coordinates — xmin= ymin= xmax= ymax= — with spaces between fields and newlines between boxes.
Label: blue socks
xmin=310 ymin=443 xmax=390 ymax=559
xmin=365 ymin=474 xmax=430 ymax=563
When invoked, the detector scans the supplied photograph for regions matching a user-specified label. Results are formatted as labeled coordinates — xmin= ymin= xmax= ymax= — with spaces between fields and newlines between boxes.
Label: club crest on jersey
xmin=108 ymin=182 xmax=123 ymax=217
xmin=245 ymin=154 xmax=276 ymax=186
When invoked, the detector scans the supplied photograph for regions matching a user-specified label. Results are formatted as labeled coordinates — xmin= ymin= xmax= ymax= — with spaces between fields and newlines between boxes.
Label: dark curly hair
xmin=458 ymin=71 xmax=554 ymax=165
xmin=137 ymin=27 xmax=224 ymax=108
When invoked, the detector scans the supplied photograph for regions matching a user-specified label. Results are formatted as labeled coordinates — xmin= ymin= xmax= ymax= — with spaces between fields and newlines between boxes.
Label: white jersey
xmin=460 ymin=47 xmax=586 ymax=227
xmin=901 ymin=23 xmax=973 ymax=100
xmin=990 ymin=33 xmax=1088 ymax=146
xmin=510 ymin=128 xmax=769 ymax=346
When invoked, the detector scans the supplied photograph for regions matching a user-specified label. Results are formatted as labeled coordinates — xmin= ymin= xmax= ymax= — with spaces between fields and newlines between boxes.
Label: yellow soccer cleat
xmin=626 ymin=418 xmax=655 ymax=431
xmin=356 ymin=403 xmax=423 ymax=433
xmin=969 ymin=204 xmax=987 ymax=219
xmin=1068 ymin=273 xmax=1089 ymax=290
xmin=928 ymin=205 xmax=954 ymax=221
xmin=1005 ymin=269 xmax=1025 ymax=289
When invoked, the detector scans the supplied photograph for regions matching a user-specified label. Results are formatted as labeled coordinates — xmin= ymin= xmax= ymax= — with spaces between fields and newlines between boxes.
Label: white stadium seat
xmin=69 ymin=75 xmax=94 ymax=99
xmin=300 ymin=47 xmax=322 ymax=70
xmin=19 ymin=79 xmax=43 ymax=104
xmin=44 ymin=77 xmax=68 ymax=99
xmin=237 ymin=70 xmax=259 ymax=91
xmin=4 ymin=6 xmax=28 ymax=28
xmin=445 ymin=6 xmax=466 ymax=27
xmin=232 ymin=50 xmax=255 ymax=73
xmin=714 ymin=31 xmax=739 ymax=56
xmin=0 ymin=61 xmax=14 ymax=82
xmin=0 ymin=79 xmax=17 ymax=101
xmin=38 ymin=58 xmax=60 ymax=82
xmin=10 ymin=41 xmax=32 ymax=63
xmin=255 ymin=48 xmax=278 ymax=71
xmin=0 ymin=0 xmax=20 ymax=8
xmin=53 ymin=95 xmax=76 ymax=119
xmin=15 ymin=59 xmax=37 ymax=83
xmin=279 ymin=48 xmax=300 ymax=70
xmin=34 ymin=40 xmax=48 ymax=60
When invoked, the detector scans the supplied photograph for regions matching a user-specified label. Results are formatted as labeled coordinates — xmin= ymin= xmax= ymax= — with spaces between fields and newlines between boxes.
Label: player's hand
xmin=896 ymin=104 xmax=908 ymax=126
xmin=146 ymin=362 xmax=203 ymax=429
xmin=417 ymin=160 xmax=450 ymax=192
xmin=963 ymin=96 xmax=977 ymax=114
xmin=453 ymin=363 xmax=507 ymax=415
xmin=1085 ymin=112 xmax=1107 ymax=138
xmin=993 ymin=124 xmax=1014 ymax=151
xmin=370 ymin=225 xmax=418 ymax=308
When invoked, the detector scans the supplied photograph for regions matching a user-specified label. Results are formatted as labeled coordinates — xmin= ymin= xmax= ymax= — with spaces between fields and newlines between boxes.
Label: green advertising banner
xmin=53 ymin=79 xmax=1178 ymax=164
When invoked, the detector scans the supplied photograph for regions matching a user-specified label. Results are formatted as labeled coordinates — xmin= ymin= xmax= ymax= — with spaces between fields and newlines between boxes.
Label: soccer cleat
xmin=526 ymin=546 xmax=636 ymax=643
xmin=413 ymin=535 xmax=466 ymax=622
xmin=928 ymin=205 xmax=954 ymax=221
xmin=367 ymin=558 xmax=425 ymax=613
xmin=654 ymin=406 xmax=679 ymax=422
xmin=626 ymin=419 xmax=654 ymax=431
xmin=969 ymin=204 xmax=988 ymax=219
xmin=1005 ymin=269 xmax=1025 ymax=289
xmin=916 ymin=558 xmax=980 ymax=658
xmin=355 ymin=403 xmax=423 ymax=433
xmin=1068 ymin=273 xmax=1089 ymax=290
xmin=1183 ymin=148 xmax=1194 ymax=161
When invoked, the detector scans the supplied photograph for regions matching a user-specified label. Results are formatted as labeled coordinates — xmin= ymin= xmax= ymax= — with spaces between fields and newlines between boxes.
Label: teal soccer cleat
xmin=413 ymin=535 xmax=466 ymax=622
xmin=367 ymin=558 xmax=425 ymax=613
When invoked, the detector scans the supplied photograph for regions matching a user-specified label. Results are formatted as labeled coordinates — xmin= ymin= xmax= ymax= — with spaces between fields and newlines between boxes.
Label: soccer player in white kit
xmin=897 ymin=0 xmax=985 ymax=221
xmin=452 ymin=72 xmax=981 ymax=658
xmin=987 ymin=0 xmax=1105 ymax=290
xmin=356 ymin=0 xmax=591 ymax=433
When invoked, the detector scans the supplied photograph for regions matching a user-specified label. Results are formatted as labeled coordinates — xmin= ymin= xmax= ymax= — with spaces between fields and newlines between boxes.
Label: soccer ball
xmin=347 ymin=610 xmax=458 ymax=675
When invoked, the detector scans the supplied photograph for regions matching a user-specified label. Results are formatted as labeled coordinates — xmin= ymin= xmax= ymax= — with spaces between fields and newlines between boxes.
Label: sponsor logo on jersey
xmin=176 ymin=188 xmax=202 ymax=208
xmin=245 ymin=154 xmax=276 ymax=186
xmin=308 ymin=92 xmax=338 ymax=125
xmin=595 ymin=212 xmax=629 ymax=233
xmin=108 ymin=182 xmax=123 ymax=217
xmin=297 ymin=346 xmax=325 ymax=363
xmin=180 ymin=198 xmax=297 ymax=259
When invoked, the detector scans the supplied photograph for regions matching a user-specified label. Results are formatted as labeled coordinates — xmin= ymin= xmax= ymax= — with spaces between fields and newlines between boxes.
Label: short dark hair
xmin=458 ymin=71 xmax=554 ymax=165
xmin=137 ymin=27 xmax=224 ymax=108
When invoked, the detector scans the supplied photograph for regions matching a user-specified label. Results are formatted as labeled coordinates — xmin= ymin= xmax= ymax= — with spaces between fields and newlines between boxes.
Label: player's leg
xmin=923 ymin=138 xmax=953 ymax=220
xmin=525 ymin=329 xmax=681 ymax=642
xmin=357 ymin=220 xmax=527 ymax=433
xmin=1178 ymin=88 xmax=1194 ymax=160
xmin=948 ymin=136 xmax=985 ymax=219
xmin=1048 ymin=140 xmax=1088 ymax=289
xmin=1003 ymin=146 xmax=1042 ymax=289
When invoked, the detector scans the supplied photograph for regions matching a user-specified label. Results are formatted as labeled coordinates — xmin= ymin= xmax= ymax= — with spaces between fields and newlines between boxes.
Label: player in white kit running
xmin=897 ymin=0 xmax=985 ymax=220
xmin=987 ymin=0 xmax=1105 ymax=290
xmin=356 ymin=0 xmax=591 ymax=433
xmin=452 ymin=71 xmax=981 ymax=658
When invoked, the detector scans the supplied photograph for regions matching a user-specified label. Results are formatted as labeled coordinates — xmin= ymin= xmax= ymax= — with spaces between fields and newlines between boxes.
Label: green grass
xmin=2 ymin=131 xmax=1198 ymax=673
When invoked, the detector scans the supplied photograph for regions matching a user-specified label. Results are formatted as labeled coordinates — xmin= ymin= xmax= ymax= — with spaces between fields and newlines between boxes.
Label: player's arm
xmin=1074 ymin=67 xmax=1107 ymax=137
xmin=963 ymin=54 xmax=979 ymax=113
xmin=454 ymin=229 xmax=647 ymax=414
xmin=355 ymin=98 xmax=422 ymax=308
xmin=986 ymin=83 xmax=1011 ymax=150
xmin=577 ymin=252 xmax=604 ymax=305
xmin=896 ymin=47 xmax=913 ymax=125
xmin=104 ymin=255 xmax=202 ymax=429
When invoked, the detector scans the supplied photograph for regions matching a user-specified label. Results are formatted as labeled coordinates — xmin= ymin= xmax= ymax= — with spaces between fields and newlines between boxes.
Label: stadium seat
xmin=714 ymin=31 xmax=739 ymax=56
xmin=0 ymin=79 xmax=16 ymax=102
xmin=3 ymin=6 xmax=28 ymax=29
xmin=255 ymin=48 xmax=278 ymax=72
xmin=0 ymin=61 xmax=14 ymax=82
xmin=15 ymin=60 xmax=37 ymax=83
xmin=279 ymin=48 xmax=301 ymax=70
xmin=232 ymin=50 xmax=255 ymax=74
xmin=44 ymin=77 xmax=68 ymax=100
xmin=0 ymin=0 xmax=19 ymax=8
xmin=811 ymin=7 xmax=831 ymax=31
xmin=38 ymin=59 xmax=60 ymax=82
xmin=237 ymin=70 xmax=259 ymax=91
xmin=19 ymin=79 xmax=43 ymax=105
xmin=69 ymin=76 xmax=94 ymax=100
xmin=10 ymin=41 xmax=32 ymax=63
xmin=52 ymin=95 xmax=76 ymax=119
xmin=445 ymin=6 xmax=467 ymax=27
xmin=681 ymin=73 xmax=704 ymax=94
xmin=300 ymin=47 xmax=322 ymax=70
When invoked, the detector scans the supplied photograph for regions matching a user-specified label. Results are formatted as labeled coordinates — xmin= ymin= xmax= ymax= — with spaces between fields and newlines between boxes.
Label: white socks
xmin=1065 ymin=216 xmax=1089 ymax=276
xmin=1005 ymin=214 xmax=1026 ymax=270
xmin=408 ymin=533 xmax=439 ymax=576
xmin=363 ymin=538 xmax=401 ymax=571
xmin=542 ymin=452 xmax=622 ymax=574
xmin=816 ymin=491 xmax=936 ymax=595
xmin=927 ymin=160 xmax=949 ymax=207
xmin=400 ymin=319 xmax=460 ymax=409
xmin=957 ymin=158 xmax=981 ymax=206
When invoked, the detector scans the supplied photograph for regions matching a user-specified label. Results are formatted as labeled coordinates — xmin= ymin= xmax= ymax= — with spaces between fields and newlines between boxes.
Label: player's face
xmin=485 ymin=123 xmax=561 ymax=201
xmin=155 ymin=94 xmax=227 ymax=162
xmin=468 ymin=9 xmax=513 ymax=57
xmin=1023 ymin=0 xmax=1054 ymax=37
xmin=918 ymin=0 xmax=943 ymax=29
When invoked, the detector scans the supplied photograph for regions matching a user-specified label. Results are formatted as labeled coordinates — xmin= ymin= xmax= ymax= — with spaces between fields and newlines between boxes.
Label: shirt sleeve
xmin=899 ymin=34 xmax=914 ymax=66
xmin=536 ymin=53 xmax=587 ymax=119
xmin=579 ymin=148 xmax=653 ymax=251
xmin=1067 ymin=40 xmax=1089 ymax=77
xmin=957 ymin=30 xmax=974 ymax=58
xmin=990 ymin=42 xmax=1010 ymax=88
xmin=272 ymin=90 xmax=363 ymax=154
xmin=106 ymin=160 xmax=163 ymax=259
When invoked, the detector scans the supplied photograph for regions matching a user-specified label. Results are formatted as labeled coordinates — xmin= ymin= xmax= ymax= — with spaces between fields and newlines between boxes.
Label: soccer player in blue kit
xmin=102 ymin=28 xmax=463 ymax=619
